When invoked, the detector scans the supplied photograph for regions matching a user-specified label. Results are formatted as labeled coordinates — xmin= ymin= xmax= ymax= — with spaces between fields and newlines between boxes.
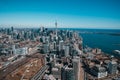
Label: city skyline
xmin=0 ymin=0 xmax=120 ymax=29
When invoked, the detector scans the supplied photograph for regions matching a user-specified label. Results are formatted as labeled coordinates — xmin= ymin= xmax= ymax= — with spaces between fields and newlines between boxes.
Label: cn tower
xmin=55 ymin=21 xmax=58 ymax=40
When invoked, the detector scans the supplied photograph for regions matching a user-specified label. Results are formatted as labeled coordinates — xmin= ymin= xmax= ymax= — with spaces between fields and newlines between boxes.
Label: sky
xmin=0 ymin=0 xmax=120 ymax=29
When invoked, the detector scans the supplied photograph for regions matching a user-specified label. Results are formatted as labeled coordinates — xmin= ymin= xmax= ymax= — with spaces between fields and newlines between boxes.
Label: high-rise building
xmin=40 ymin=26 xmax=44 ymax=32
xmin=7 ymin=28 xmax=10 ymax=35
xmin=73 ymin=57 xmax=80 ymax=80
xmin=11 ymin=26 xmax=14 ymax=32
xmin=61 ymin=66 xmax=75 ymax=80
xmin=53 ymin=41 xmax=57 ymax=50
xmin=12 ymin=45 xmax=16 ymax=54
xmin=24 ymin=32 xmax=29 ymax=40
xmin=59 ymin=40 xmax=64 ymax=51
xmin=108 ymin=61 xmax=118 ymax=74
xmin=64 ymin=45 xmax=69 ymax=57
xmin=17 ymin=33 xmax=21 ymax=39
xmin=42 ymin=36 xmax=46 ymax=43
xmin=31 ymin=32 xmax=35 ymax=40
xmin=55 ymin=21 xmax=58 ymax=40
xmin=43 ymin=43 xmax=49 ymax=53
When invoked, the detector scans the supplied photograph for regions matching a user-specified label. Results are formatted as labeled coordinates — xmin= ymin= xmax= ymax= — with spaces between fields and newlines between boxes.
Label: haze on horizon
xmin=0 ymin=0 xmax=120 ymax=29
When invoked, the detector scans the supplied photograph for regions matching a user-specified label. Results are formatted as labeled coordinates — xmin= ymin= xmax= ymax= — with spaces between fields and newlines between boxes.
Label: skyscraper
xmin=73 ymin=57 xmax=80 ymax=80
xmin=11 ymin=26 xmax=14 ymax=32
xmin=108 ymin=61 xmax=117 ymax=74
xmin=59 ymin=40 xmax=64 ymax=51
xmin=53 ymin=41 xmax=56 ymax=50
xmin=43 ymin=43 xmax=49 ymax=53
xmin=40 ymin=26 xmax=44 ymax=32
xmin=12 ymin=45 xmax=16 ymax=54
xmin=64 ymin=45 xmax=69 ymax=57
xmin=55 ymin=21 xmax=58 ymax=40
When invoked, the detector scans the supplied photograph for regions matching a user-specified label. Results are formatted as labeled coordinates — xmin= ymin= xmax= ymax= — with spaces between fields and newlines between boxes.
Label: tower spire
xmin=55 ymin=21 xmax=58 ymax=40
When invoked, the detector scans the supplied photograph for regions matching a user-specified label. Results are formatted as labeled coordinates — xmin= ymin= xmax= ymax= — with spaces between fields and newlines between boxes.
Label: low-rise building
xmin=15 ymin=47 xmax=28 ymax=55
xmin=91 ymin=65 xmax=107 ymax=79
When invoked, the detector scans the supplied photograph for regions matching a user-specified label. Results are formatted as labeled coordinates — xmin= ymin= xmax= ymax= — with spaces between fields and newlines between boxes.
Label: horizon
xmin=0 ymin=0 xmax=120 ymax=29
xmin=1 ymin=26 xmax=120 ymax=30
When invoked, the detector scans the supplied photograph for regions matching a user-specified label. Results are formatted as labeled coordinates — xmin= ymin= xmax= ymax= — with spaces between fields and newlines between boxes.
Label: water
xmin=57 ymin=28 xmax=120 ymax=56
xmin=79 ymin=29 xmax=120 ymax=55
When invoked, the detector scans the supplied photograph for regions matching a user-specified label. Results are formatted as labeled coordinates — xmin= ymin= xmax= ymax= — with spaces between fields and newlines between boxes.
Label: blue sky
xmin=0 ymin=0 xmax=120 ymax=29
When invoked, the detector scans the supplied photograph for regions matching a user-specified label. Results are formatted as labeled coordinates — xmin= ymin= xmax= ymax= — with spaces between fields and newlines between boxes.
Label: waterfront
xmin=79 ymin=29 xmax=120 ymax=56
